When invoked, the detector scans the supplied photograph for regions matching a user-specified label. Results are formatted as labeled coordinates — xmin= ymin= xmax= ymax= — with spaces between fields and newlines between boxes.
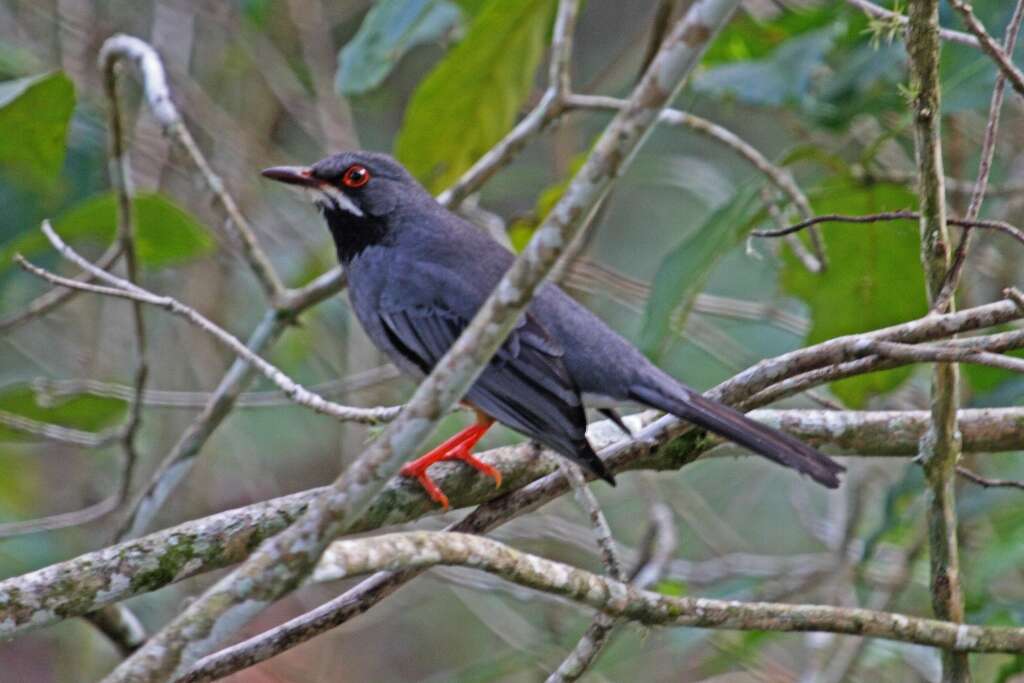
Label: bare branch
xmin=936 ymin=0 xmax=1024 ymax=310
xmin=565 ymin=92 xmax=825 ymax=270
xmin=0 ymin=242 xmax=121 ymax=334
xmin=198 ymin=531 xmax=1024 ymax=654
xmin=17 ymin=242 xmax=403 ymax=427
xmin=5 ymin=401 xmax=1024 ymax=644
xmin=752 ymin=210 xmax=1024 ymax=248
xmin=846 ymin=0 xmax=980 ymax=47
xmin=0 ymin=409 xmax=120 ymax=448
xmin=98 ymin=35 xmax=286 ymax=302
xmin=947 ymin=0 xmax=1024 ymax=99
xmin=31 ymin=365 xmax=400 ymax=409
xmin=907 ymin=3 xmax=969 ymax=680
xmin=956 ymin=465 xmax=1024 ymax=491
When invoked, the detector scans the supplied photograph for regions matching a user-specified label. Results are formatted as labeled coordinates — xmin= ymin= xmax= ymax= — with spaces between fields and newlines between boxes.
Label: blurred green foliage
xmin=394 ymin=0 xmax=556 ymax=192
xmin=0 ymin=384 xmax=126 ymax=441
xmin=0 ymin=192 xmax=214 ymax=271
xmin=336 ymin=0 xmax=465 ymax=96
xmin=781 ymin=176 xmax=927 ymax=407
xmin=0 ymin=72 xmax=73 ymax=192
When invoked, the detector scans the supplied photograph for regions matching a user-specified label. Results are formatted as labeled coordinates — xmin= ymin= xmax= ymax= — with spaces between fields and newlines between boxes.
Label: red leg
xmin=400 ymin=416 xmax=498 ymax=509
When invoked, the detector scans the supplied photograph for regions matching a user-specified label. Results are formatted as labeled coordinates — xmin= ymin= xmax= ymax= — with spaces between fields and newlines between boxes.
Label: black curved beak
xmin=261 ymin=165 xmax=319 ymax=187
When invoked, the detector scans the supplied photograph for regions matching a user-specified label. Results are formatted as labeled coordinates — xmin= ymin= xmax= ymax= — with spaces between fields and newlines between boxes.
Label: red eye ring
xmin=342 ymin=164 xmax=370 ymax=188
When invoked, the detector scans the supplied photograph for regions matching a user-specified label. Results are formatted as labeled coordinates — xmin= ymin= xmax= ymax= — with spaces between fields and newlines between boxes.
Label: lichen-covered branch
xmin=209 ymin=531 xmax=1024 ymax=653
xmin=5 ymin=403 xmax=1024 ymax=642
xmin=906 ymin=2 xmax=968 ymax=680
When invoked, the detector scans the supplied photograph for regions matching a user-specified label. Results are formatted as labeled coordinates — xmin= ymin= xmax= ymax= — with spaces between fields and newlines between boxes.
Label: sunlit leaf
xmin=0 ymin=72 xmax=74 ymax=192
xmin=0 ymin=192 xmax=215 ymax=271
xmin=640 ymin=186 xmax=760 ymax=358
xmin=781 ymin=177 xmax=928 ymax=407
xmin=0 ymin=384 xmax=126 ymax=442
xmin=395 ymin=0 xmax=555 ymax=192
xmin=337 ymin=0 xmax=465 ymax=96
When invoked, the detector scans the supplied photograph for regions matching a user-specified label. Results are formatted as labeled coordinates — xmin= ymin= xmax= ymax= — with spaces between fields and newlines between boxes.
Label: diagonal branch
xmin=204 ymin=531 xmax=1024 ymax=653
xmin=6 ymin=402 xmax=1024 ymax=644
xmin=98 ymin=4 xmax=744 ymax=679
xmin=98 ymin=35 xmax=286 ymax=302
xmin=935 ymin=0 xmax=1024 ymax=310
xmin=947 ymin=0 xmax=1024 ymax=99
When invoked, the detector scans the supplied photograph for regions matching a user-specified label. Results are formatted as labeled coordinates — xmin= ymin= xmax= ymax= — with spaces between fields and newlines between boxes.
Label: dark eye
xmin=342 ymin=164 xmax=370 ymax=188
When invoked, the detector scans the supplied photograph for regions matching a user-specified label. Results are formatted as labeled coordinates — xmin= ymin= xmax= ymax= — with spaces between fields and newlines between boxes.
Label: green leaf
xmin=0 ymin=384 xmax=126 ymax=442
xmin=639 ymin=186 xmax=761 ymax=358
xmin=781 ymin=177 xmax=928 ymax=407
xmin=693 ymin=26 xmax=840 ymax=108
xmin=0 ymin=72 xmax=74 ymax=192
xmin=1 ymin=192 xmax=215 ymax=271
xmin=394 ymin=0 xmax=555 ymax=193
xmin=337 ymin=0 xmax=465 ymax=96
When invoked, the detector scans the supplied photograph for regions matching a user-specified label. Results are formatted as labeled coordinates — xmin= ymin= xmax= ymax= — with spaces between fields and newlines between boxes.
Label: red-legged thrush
xmin=263 ymin=151 xmax=844 ymax=508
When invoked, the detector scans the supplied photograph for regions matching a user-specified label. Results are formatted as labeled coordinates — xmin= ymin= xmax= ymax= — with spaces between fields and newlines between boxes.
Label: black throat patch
xmin=323 ymin=208 xmax=390 ymax=264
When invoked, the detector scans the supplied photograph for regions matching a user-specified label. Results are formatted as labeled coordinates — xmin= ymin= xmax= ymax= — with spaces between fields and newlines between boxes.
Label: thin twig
xmin=31 ymin=365 xmax=400 ymax=409
xmin=17 ymin=251 xmax=402 ymax=426
xmin=935 ymin=0 xmax=1024 ymax=310
xmin=101 ymin=41 xmax=149 ymax=529
xmin=0 ymin=242 xmax=122 ymax=334
xmin=752 ymin=210 xmax=1024 ymax=248
xmin=845 ymin=0 xmax=979 ymax=47
xmin=565 ymin=92 xmax=826 ymax=270
xmin=947 ymin=0 xmax=1024 ymax=99
xmin=956 ymin=466 xmax=1024 ymax=491
xmin=98 ymin=35 xmax=285 ymax=302
xmin=0 ymin=409 xmax=120 ymax=448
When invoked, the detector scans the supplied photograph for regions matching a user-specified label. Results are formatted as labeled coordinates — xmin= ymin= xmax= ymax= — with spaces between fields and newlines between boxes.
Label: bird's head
xmin=262 ymin=151 xmax=427 ymax=262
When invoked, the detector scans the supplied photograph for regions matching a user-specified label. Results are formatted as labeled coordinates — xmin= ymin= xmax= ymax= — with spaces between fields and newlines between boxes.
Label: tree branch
xmin=190 ymin=530 xmax=1024 ymax=654
xmin=6 ymin=402 xmax=1024 ymax=643
xmin=846 ymin=0 xmax=979 ymax=47
xmin=99 ymin=3 xmax=744 ymax=680
xmin=907 ymin=3 xmax=969 ymax=680
xmin=947 ymin=0 xmax=1024 ymax=99
xmin=98 ymin=35 xmax=286 ymax=302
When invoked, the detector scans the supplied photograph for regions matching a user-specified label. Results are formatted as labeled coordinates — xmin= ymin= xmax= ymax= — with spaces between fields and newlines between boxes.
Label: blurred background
xmin=1 ymin=0 xmax=1024 ymax=680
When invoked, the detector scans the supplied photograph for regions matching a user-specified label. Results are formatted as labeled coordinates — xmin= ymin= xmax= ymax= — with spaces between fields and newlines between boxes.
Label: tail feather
xmin=629 ymin=383 xmax=844 ymax=488
xmin=571 ymin=438 xmax=617 ymax=486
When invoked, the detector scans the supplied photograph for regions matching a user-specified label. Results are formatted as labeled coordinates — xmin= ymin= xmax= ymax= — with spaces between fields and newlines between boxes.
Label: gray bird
xmin=263 ymin=151 xmax=843 ymax=508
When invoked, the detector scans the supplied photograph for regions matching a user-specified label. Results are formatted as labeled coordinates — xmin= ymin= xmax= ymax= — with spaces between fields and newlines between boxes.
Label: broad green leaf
xmin=781 ymin=177 xmax=928 ymax=407
xmin=640 ymin=186 xmax=760 ymax=358
xmin=0 ymin=72 xmax=74 ymax=191
xmin=0 ymin=384 xmax=126 ymax=442
xmin=337 ymin=0 xmax=465 ymax=96
xmin=692 ymin=26 xmax=840 ymax=108
xmin=395 ymin=0 xmax=555 ymax=192
xmin=1 ymin=192 xmax=214 ymax=271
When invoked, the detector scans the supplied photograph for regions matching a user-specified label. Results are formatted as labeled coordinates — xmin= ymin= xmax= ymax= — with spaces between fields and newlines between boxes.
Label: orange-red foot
xmin=400 ymin=419 xmax=499 ymax=509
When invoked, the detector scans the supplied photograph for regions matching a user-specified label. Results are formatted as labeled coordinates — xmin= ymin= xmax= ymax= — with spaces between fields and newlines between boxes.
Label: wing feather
xmin=379 ymin=306 xmax=589 ymax=456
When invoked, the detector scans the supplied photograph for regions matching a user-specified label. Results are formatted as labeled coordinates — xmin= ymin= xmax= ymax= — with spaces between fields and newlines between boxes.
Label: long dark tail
xmin=628 ymin=382 xmax=843 ymax=488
